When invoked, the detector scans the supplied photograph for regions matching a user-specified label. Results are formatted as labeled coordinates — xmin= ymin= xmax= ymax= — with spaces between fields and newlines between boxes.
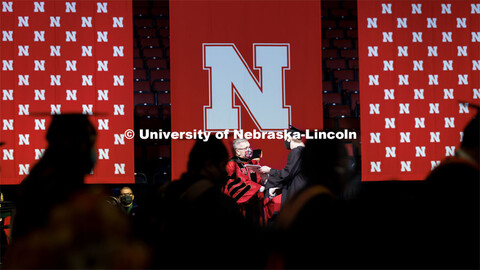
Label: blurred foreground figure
xmin=6 ymin=114 xmax=149 ymax=268
xmin=5 ymin=189 xmax=148 ymax=268
xmin=11 ymin=114 xmax=97 ymax=241
xmin=272 ymin=138 xmax=352 ymax=269
xmin=419 ymin=112 xmax=479 ymax=269
xmin=153 ymin=138 xmax=263 ymax=269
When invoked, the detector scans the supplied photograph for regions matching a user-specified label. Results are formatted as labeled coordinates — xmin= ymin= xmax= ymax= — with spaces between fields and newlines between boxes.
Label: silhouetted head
xmin=44 ymin=114 xmax=97 ymax=174
xmin=301 ymin=137 xmax=350 ymax=195
xmin=460 ymin=112 xmax=479 ymax=164
xmin=187 ymin=138 xmax=229 ymax=186
xmin=285 ymin=126 xmax=305 ymax=150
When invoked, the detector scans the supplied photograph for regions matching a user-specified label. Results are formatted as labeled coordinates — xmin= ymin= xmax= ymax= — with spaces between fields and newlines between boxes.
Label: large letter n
xmin=203 ymin=43 xmax=291 ymax=131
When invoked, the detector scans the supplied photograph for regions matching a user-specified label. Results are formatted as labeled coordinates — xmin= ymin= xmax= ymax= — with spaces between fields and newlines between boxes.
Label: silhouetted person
xmin=5 ymin=188 xmax=149 ymax=268
xmin=419 ymin=112 xmax=480 ymax=269
xmin=260 ymin=127 xmax=307 ymax=207
xmin=11 ymin=114 xmax=97 ymax=242
xmin=152 ymin=138 xmax=263 ymax=269
xmin=272 ymin=137 xmax=352 ymax=269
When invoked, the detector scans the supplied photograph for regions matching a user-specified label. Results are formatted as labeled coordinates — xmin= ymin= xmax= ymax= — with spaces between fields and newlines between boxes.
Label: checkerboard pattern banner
xmin=358 ymin=1 xmax=480 ymax=180
xmin=1 ymin=1 xmax=134 ymax=184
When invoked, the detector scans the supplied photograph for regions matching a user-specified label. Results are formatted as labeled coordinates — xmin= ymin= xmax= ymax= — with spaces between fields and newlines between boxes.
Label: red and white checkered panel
xmin=359 ymin=1 xmax=480 ymax=181
xmin=0 ymin=1 xmax=134 ymax=184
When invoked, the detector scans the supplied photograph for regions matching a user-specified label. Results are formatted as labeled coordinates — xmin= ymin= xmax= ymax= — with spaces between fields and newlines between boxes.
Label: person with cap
xmin=260 ymin=126 xmax=307 ymax=207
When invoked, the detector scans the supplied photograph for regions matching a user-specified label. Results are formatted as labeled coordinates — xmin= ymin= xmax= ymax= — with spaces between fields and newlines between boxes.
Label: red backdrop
xmin=0 ymin=0 xmax=134 ymax=184
xmin=358 ymin=1 xmax=480 ymax=180
xmin=169 ymin=1 xmax=323 ymax=180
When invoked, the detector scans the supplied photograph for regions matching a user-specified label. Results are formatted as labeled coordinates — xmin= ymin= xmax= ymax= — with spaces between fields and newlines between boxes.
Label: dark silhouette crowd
xmin=0 ymin=113 xmax=478 ymax=269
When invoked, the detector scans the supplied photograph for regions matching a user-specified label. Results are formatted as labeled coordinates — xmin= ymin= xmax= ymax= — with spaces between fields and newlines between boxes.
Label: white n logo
xmin=203 ymin=43 xmax=291 ymax=131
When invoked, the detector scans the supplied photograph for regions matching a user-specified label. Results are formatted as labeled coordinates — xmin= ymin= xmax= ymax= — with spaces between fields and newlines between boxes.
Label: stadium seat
xmin=143 ymin=48 xmax=164 ymax=59
xmin=157 ymin=91 xmax=171 ymax=105
xmin=133 ymin=7 xmax=149 ymax=17
xmin=325 ymin=58 xmax=346 ymax=70
xmin=146 ymin=145 xmax=171 ymax=163
xmin=322 ymin=1 xmax=340 ymax=9
xmin=341 ymin=80 xmax=359 ymax=93
xmin=327 ymin=104 xmax=351 ymax=118
xmin=152 ymin=81 xmax=171 ymax=92
xmin=133 ymin=37 xmax=139 ymax=48
xmin=325 ymin=29 xmax=344 ymax=39
xmin=321 ymin=8 xmax=329 ymax=18
xmin=349 ymin=92 xmax=360 ymax=110
xmin=134 ymin=18 xmax=154 ymax=28
xmin=134 ymin=69 xmax=148 ymax=81
xmin=347 ymin=59 xmax=359 ymax=69
xmin=340 ymin=48 xmax=358 ymax=59
xmin=330 ymin=9 xmax=349 ymax=18
xmin=134 ymin=92 xmax=155 ymax=106
xmin=322 ymin=81 xmax=334 ymax=92
xmin=135 ymin=173 xmax=148 ymax=184
xmin=136 ymin=27 xmax=157 ymax=38
xmin=150 ymin=69 xmax=170 ymax=81
xmin=338 ymin=20 xmax=357 ymax=29
xmin=161 ymin=104 xmax=171 ymax=122
xmin=155 ymin=18 xmax=169 ymax=28
xmin=323 ymin=117 xmax=336 ymax=129
xmin=135 ymin=105 xmax=160 ymax=118
xmin=147 ymin=59 xmax=168 ymax=69
xmin=134 ymin=81 xmax=151 ymax=92
xmin=140 ymin=37 xmax=161 ymax=48
xmin=333 ymin=39 xmax=353 ymax=49
xmin=322 ymin=48 xmax=338 ymax=59
xmin=323 ymin=92 xmax=342 ymax=105
xmin=337 ymin=117 xmax=360 ymax=130
xmin=346 ymin=29 xmax=358 ymax=38
xmin=158 ymin=28 xmax=169 ymax=37
xmin=333 ymin=69 xmax=355 ymax=81
xmin=134 ymin=59 xmax=144 ymax=70
xmin=322 ymin=39 xmax=332 ymax=49
xmin=342 ymin=1 xmax=357 ymax=10
xmin=133 ymin=48 xmax=141 ymax=58
xmin=161 ymin=38 xmax=169 ymax=48
xmin=322 ymin=19 xmax=337 ymax=29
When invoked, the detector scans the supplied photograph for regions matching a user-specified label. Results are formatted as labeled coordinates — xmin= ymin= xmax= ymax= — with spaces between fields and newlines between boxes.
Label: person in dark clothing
xmin=11 ymin=114 xmax=97 ymax=242
xmin=152 ymin=138 xmax=264 ymax=269
xmin=417 ymin=111 xmax=479 ymax=269
xmin=271 ymin=137 xmax=353 ymax=269
xmin=118 ymin=186 xmax=138 ymax=217
xmin=260 ymin=127 xmax=307 ymax=207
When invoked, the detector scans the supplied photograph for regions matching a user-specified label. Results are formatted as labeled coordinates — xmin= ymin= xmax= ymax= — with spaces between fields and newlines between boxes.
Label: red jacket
xmin=224 ymin=157 xmax=262 ymax=204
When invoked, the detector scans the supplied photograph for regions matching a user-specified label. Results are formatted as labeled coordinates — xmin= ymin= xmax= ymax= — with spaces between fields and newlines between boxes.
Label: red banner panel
xmin=0 ymin=1 xmax=134 ymax=184
xmin=358 ymin=1 xmax=480 ymax=180
xmin=169 ymin=1 xmax=323 ymax=180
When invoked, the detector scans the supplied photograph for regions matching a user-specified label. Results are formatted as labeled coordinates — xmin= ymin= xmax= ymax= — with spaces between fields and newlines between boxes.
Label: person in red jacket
xmin=224 ymin=138 xmax=265 ymax=225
